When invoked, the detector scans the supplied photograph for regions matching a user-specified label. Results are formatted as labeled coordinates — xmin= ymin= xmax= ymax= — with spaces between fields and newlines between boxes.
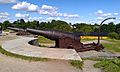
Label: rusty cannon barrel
xmin=8 ymin=27 xmax=25 ymax=32
xmin=8 ymin=27 xmax=30 ymax=35
xmin=26 ymin=28 xmax=84 ymax=51
xmin=26 ymin=28 xmax=80 ymax=41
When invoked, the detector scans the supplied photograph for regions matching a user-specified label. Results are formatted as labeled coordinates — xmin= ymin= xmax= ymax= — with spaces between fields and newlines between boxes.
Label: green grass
xmin=82 ymin=57 xmax=108 ymax=61
xmin=70 ymin=60 xmax=83 ymax=70
xmin=81 ymin=38 xmax=96 ymax=42
xmin=102 ymin=39 xmax=120 ymax=53
xmin=0 ymin=46 xmax=48 ymax=61
xmin=4 ymin=29 xmax=9 ymax=32
xmin=38 ymin=36 xmax=54 ymax=44
xmin=94 ymin=58 xmax=120 ymax=72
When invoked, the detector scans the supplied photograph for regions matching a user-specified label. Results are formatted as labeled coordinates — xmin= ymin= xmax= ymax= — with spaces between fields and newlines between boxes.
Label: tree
xmin=72 ymin=23 xmax=93 ymax=34
xmin=108 ymin=32 xmax=119 ymax=39
xmin=2 ymin=20 xmax=11 ymax=30
xmin=107 ymin=22 xmax=116 ymax=32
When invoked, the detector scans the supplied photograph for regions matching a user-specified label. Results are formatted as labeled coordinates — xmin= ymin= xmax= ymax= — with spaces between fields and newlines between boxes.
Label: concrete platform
xmin=2 ymin=36 xmax=82 ymax=61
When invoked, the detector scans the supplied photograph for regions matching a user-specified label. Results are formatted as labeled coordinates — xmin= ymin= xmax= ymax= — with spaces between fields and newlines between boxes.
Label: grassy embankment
xmin=82 ymin=38 xmax=120 ymax=72
xmin=102 ymin=39 xmax=120 ymax=53
xmin=94 ymin=58 xmax=120 ymax=72
xmin=81 ymin=37 xmax=120 ymax=53
xmin=38 ymin=36 xmax=55 ymax=47
xmin=38 ymin=36 xmax=54 ymax=44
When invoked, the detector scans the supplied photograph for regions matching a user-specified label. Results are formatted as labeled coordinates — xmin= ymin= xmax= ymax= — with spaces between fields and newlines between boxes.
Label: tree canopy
xmin=1 ymin=19 xmax=120 ymax=39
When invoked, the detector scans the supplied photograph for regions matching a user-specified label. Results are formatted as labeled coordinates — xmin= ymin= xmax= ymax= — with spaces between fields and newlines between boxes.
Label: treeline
xmin=0 ymin=19 xmax=120 ymax=39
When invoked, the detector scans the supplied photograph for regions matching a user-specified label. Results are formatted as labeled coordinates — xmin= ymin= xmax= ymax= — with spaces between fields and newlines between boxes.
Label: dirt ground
xmin=0 ymin=33 xmax=82 ymax=72
xmin=0 ymin=53 xmax=82 ymax=72
xmin=0 ymin=33 xmax=103 ymax=72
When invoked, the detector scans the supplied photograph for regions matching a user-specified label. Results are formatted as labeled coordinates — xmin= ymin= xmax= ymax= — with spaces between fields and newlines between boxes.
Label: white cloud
xmin=95 ymin=10 xmax=103 ymax=16
xmin=46 ymin=17 xmax=61 ymax=21
xmin=114 ymin=13 xmax=119 ymax=15
xmin=65 ymin=14 xmax=79 ymax=19
xmin=0 ymin=12 xmax=9 ymax=19
xmin=49 ymin=11 xmax=63 ymax=17
xmin=0 ymin=0 xmax=17 ymax=3
xmin=12 ymin=2 xmax=79 ymax=21
xmin=95 ymin=10 xmax=119 ymax=22
xmin=29 ymin=17 xmax=42 ymax=21
xmin=28 ymin=4 xmax=38 ymax=12
xmin=102 ymin=13 xmax=112 ymax=17
xmin=12 ymin=1 xmax=38 ymax=12
xmin=15 ymin=13 xmax=29 ymax=18
xmin=0 ymin=12 xmax=9 ymax=16
xmin=38 ymin=9 xmax=49 ymax=15
xmin=41 ymin=5 xmax=58 ymax=11
xmin=95 ymin=10 xmax=113 ymax=17
xmin=38 ymin=9 xmax=79 ymax=19
xmin=96 ymin=17 xmax=103 ymax=20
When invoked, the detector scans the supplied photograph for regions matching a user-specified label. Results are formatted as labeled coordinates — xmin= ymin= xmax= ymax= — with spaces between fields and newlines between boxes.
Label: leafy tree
xmin=107 ymin=22 xmax=116 ymax=32
xmin=108 ymin=32 xmax=119 ymax=39
xmin=73 ymin=23 xmax=93 ymax=35
xmin=2 ymin=20 xmax=11 ymax=30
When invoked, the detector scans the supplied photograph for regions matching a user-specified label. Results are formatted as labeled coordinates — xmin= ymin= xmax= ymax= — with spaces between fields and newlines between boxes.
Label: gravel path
xmin=83 ymin=60 xmax=102 ymax=72
xmin=0 ymin=53 xmax=81 ymax=72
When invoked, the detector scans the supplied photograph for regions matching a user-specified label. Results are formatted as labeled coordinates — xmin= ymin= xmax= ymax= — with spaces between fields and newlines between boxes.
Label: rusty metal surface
xmin=8 ymin=27 xmax=104 ymax=52
xmin=26 ymin=28 xmax=80 ymax=41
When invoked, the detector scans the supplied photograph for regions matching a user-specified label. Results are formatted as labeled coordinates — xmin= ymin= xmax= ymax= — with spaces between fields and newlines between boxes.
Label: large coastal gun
xmin=8 ymin=27 xmax=104 ymax=52
xmin=26 ymin=28 xmax=104 ymax=52
xmin=26 ymin=28 xmax=82 ymax=50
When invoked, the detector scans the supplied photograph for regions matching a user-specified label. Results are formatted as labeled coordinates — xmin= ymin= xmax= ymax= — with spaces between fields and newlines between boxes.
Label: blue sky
xmin=0 ymin=0 xmax=120 ymax=24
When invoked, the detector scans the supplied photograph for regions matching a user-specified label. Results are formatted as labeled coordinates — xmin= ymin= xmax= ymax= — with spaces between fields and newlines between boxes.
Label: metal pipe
xmin=98 ymin=17 xmax=116 ymax=44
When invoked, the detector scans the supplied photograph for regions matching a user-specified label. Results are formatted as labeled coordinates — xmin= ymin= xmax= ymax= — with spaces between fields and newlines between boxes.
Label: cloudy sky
xmin=0 ymin=0 xmax=120 ymax=24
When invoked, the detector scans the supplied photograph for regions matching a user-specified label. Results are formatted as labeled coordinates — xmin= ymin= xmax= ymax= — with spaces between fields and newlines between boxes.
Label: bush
xmin=108 ymin=32 xmax=119 ymax=39
xmin=94 ymin=58 xmax=120 ymax=72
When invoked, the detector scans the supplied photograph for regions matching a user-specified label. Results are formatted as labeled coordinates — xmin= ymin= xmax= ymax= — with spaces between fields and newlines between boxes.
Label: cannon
xmin=8 ymin=27 xmax=104 ymax=52
xmin=26 ymin=28 xmax=83 ymax=50
xmin=8 ymin=27 xmax=25 ymax=32
xmin=8 ymin=27 xmax=30 ymax=35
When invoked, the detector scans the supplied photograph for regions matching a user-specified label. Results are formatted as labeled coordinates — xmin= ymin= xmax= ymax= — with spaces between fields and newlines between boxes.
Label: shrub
xmin=108 ymin=32 xmax=119 ymax=39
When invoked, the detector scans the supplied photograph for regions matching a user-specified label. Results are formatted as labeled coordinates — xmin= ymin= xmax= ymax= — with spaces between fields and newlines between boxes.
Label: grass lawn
xmin=38 ymin=36 xmax=55 ymax=44
xmin=102 ymin=39 xmax=120 ymax=53
xmin=81 ymin=37 xmax=120 ymax=53
xmin=81 ymin=38 xmax=97 ymax=42
xmin=94 ymin=58 xmax=120 ymax=72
